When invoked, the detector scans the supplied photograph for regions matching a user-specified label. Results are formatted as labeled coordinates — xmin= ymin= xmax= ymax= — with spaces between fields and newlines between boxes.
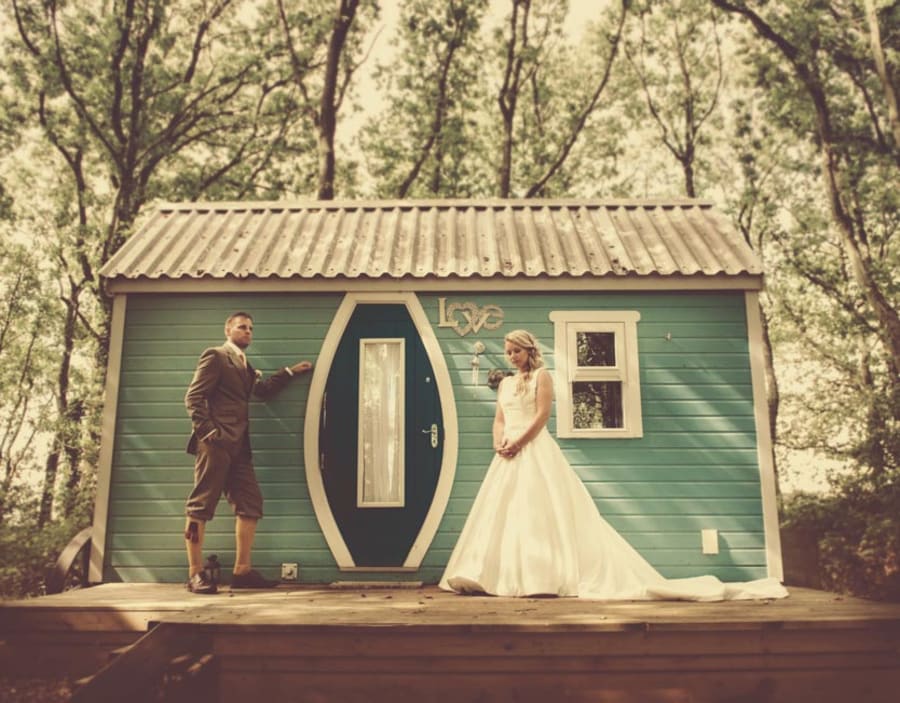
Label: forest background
xmin=0 ymin=0 xmax=897 ymax=600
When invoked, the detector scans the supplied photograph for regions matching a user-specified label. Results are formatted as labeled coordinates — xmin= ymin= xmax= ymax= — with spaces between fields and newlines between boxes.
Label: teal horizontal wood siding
xmin=104 ymin=293 xmax=342 ymax=584
xmin=421 ymin=290 xmax=767 ymax=583
xmin=103 ymin=290 xmax=767 ymax=585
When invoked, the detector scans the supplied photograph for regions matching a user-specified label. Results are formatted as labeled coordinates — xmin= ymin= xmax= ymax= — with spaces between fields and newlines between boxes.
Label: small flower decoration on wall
xmin=487 ymin=368 xmax=514 ymax=391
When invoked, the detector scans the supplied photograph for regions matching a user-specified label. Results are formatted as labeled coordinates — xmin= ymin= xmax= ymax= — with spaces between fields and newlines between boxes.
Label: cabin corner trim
xmin=90 ymin=294 xmax=128 ymax=583
xmin=745 ymin=291 xmax=784 ymax=580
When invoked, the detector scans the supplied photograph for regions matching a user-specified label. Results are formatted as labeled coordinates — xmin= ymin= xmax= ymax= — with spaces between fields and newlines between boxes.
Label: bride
xmin=439 ymin=329 xmax=788 ymax=601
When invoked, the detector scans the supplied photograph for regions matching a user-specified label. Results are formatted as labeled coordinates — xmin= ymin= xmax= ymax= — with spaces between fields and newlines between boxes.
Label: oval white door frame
xmin=303 ymin=292 xmax=459 ymax=570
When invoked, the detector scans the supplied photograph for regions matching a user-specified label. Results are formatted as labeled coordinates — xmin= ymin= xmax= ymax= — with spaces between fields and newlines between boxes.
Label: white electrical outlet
xmin=281 ymin=562 xmax=299 ymax=581
xmin=701 ymin=529 xmax=719 ymax=555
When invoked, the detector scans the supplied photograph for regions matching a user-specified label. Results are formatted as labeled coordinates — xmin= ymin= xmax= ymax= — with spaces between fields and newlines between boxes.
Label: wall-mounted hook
xmin=471 ymin=341 xmax=485 ymax=384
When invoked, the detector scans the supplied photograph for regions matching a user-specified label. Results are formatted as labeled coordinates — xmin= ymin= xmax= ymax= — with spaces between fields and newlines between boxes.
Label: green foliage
xmin=619 ymin=0 xmax=727 ymax=196
xmin=723 ymin=0 xmax=900 ymax=600
xmin=0 ymin=240 xmax=59 ymax=523
xmin=360 ymin=0 xmax=630 ymax=198
xmin=714 ymin=0 xmax=899 ymax=487
xmin=0 ymin=0 xmax=349 ymax=539
xmin=0 ymin=514 xmax=91 ymax=599
xmin=6 ymin=0 xmax=319 ymax=237
xmin=781 ymin=478 xmax=900 ymax=601
xmin=493 ymin=0 xmax=629 ymax=197
xmin=261 ymin=0 xmax=380 ymax=199
xmin=360 ymin=0 xmax=492 ymax=197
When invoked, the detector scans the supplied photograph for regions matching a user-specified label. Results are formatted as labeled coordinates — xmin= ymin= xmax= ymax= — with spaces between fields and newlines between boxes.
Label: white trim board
xmin=745 ymin=291 xmax=784 ymax=581
xmin=106 ymin=273 xmax=763 ymax=295
xmin=90 ymin=294 xmax=128 ymax=583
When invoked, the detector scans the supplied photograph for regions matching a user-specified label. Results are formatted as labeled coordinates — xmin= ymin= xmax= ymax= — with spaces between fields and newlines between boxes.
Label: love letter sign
xmin=437 ymin=298 xmax=504 ymax=337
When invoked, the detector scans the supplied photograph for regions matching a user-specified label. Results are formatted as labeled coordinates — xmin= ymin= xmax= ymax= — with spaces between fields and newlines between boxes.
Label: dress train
xmin=439 ymin=370 xmax=788 ymax=601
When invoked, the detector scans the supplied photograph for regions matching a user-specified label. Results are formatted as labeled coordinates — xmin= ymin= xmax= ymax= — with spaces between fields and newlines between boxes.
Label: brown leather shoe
xmin=231 ymin=569 xmax=279 ymax=589
xmin=186 ymin=572 xmax=217 ymax=594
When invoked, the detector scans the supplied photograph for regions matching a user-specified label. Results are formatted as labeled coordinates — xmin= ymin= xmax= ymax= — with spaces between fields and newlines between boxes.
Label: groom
xmin=183 ymin=311 xmax=313 ymax=594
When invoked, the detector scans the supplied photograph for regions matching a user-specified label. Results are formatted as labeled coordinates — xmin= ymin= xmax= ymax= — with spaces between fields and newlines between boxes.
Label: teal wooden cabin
xmin=92 ymin=199 xmax=782 ymax=586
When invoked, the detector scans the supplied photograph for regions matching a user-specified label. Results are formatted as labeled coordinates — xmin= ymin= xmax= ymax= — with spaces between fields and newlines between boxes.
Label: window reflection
xmin=573 ymin=381 xmax=624 ymax=429
xmin=577 ymin=331 xmax=616 ymax=367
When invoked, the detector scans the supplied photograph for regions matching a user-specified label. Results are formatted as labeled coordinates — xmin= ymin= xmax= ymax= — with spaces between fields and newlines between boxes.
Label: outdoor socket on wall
xmin=701 ymin=529 xmax=719 ymax=555
xmin=281 ymin=562 xmax=299 ymax=581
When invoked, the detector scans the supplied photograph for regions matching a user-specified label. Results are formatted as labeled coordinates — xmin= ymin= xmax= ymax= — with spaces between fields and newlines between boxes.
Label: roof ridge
xmin=153 ymin=198 xmax=715 ymax=212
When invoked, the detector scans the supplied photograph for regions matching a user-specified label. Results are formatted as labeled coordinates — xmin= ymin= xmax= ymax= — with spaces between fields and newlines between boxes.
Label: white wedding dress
xmin=439 ymin=369 xmax=788 ymax=601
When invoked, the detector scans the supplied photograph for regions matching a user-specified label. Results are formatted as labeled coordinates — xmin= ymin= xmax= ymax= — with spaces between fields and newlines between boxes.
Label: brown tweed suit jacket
xmin=185 ymin=344 xmax=292 ymax=455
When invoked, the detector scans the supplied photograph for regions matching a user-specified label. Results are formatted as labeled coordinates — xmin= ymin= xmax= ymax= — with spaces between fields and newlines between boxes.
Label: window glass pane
xmin=577 ymin=331 xmax=616 ymax=367
xmin=572 ymin=381 xmax=623 ymax=429
xmin=359 ymin=341 xmax=404 ymax=505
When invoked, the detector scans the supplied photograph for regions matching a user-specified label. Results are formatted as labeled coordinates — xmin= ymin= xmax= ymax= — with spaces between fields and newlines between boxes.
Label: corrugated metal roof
xmin=100 ymin=199 xmax=761 ymax=282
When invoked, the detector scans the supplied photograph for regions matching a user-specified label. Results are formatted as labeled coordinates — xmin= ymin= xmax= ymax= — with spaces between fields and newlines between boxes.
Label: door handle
xmin=421 ymin=423 xmax=438 ymax=448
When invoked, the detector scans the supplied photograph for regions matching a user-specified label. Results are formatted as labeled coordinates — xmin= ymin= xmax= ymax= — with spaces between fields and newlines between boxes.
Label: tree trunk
xmin=683 ymin=157 xmax=696 ymax=198
xmin=820 ymin=139 xmax=900 ymax=391
xmin=39 ymin=285 xmax=79 ymax=527
xmin=760 ymin=299 xmax=780 ymax=495
xmin=63 ymin=398 xmax=85 ymax=517
xmin=525 ymin=1 xmax=628 ymax=197
xmin=429 ymin=135 xmax=444 ymax=195
xmin=397 ymin=20 xmax=461 ymax=198
xmin=858 ymin=342 xmax=887 ymax=477
xmin=39 ymin=449 xmax=60 ymax=527
xmin=863 ymin=0 xmax=900 ymax=151
xmin=318 ymin=0 xmax=360 ymax=200
xmin=0 ymin=465 xmax=13 ymax=524
xmin=497 ymin=0 xmax=529 ymax=198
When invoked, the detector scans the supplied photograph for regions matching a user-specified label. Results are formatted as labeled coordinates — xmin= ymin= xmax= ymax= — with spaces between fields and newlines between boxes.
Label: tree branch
xmin=526 ymin=0 xmax=628 ymax=197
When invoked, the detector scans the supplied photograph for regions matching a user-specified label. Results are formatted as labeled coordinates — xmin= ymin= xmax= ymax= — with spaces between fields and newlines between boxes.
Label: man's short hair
xmin=226 ymin=311 xmax=253 ymax=326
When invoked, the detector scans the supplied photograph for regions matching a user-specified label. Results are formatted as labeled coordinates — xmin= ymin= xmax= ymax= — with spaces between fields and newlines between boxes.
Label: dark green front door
xmin=320 ymin=304 xmax=443 ymax=566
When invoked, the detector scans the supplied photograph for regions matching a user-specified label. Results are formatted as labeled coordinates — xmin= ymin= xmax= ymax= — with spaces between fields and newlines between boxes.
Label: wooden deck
xmin=3 ymin=584 xmax=900 ymax=702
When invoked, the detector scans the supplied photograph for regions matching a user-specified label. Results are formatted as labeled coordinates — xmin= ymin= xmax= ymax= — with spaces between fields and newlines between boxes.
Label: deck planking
xmin=4 ymin=582 xmax=898 ymax=629
xmin=3 ymin=584 xmax=900 ymax=701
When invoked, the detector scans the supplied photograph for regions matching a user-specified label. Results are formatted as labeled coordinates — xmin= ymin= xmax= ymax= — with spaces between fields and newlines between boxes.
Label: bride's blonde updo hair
xmin=505 ymin=329 xmax=544 ymax=394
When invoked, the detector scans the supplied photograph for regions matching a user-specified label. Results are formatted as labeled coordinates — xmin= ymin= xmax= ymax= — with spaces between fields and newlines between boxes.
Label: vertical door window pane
xmin=358 ymin=339 xmax=405 ymax=507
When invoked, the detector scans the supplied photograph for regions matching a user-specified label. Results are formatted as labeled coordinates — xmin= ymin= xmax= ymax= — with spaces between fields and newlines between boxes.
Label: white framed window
xmin=357 ymin=338 xmax=405 ymax=507
xmin=549 ymin=311 xmax=643 ymax=439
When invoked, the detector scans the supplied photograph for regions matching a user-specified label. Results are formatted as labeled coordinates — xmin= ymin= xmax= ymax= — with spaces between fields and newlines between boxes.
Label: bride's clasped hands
xmin=495 ymin=438 xmax=521 ymax=459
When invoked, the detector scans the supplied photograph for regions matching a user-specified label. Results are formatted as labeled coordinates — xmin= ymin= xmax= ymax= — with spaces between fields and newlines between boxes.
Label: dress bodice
xmin=499 ymin=369 xmax=543 ymax=433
